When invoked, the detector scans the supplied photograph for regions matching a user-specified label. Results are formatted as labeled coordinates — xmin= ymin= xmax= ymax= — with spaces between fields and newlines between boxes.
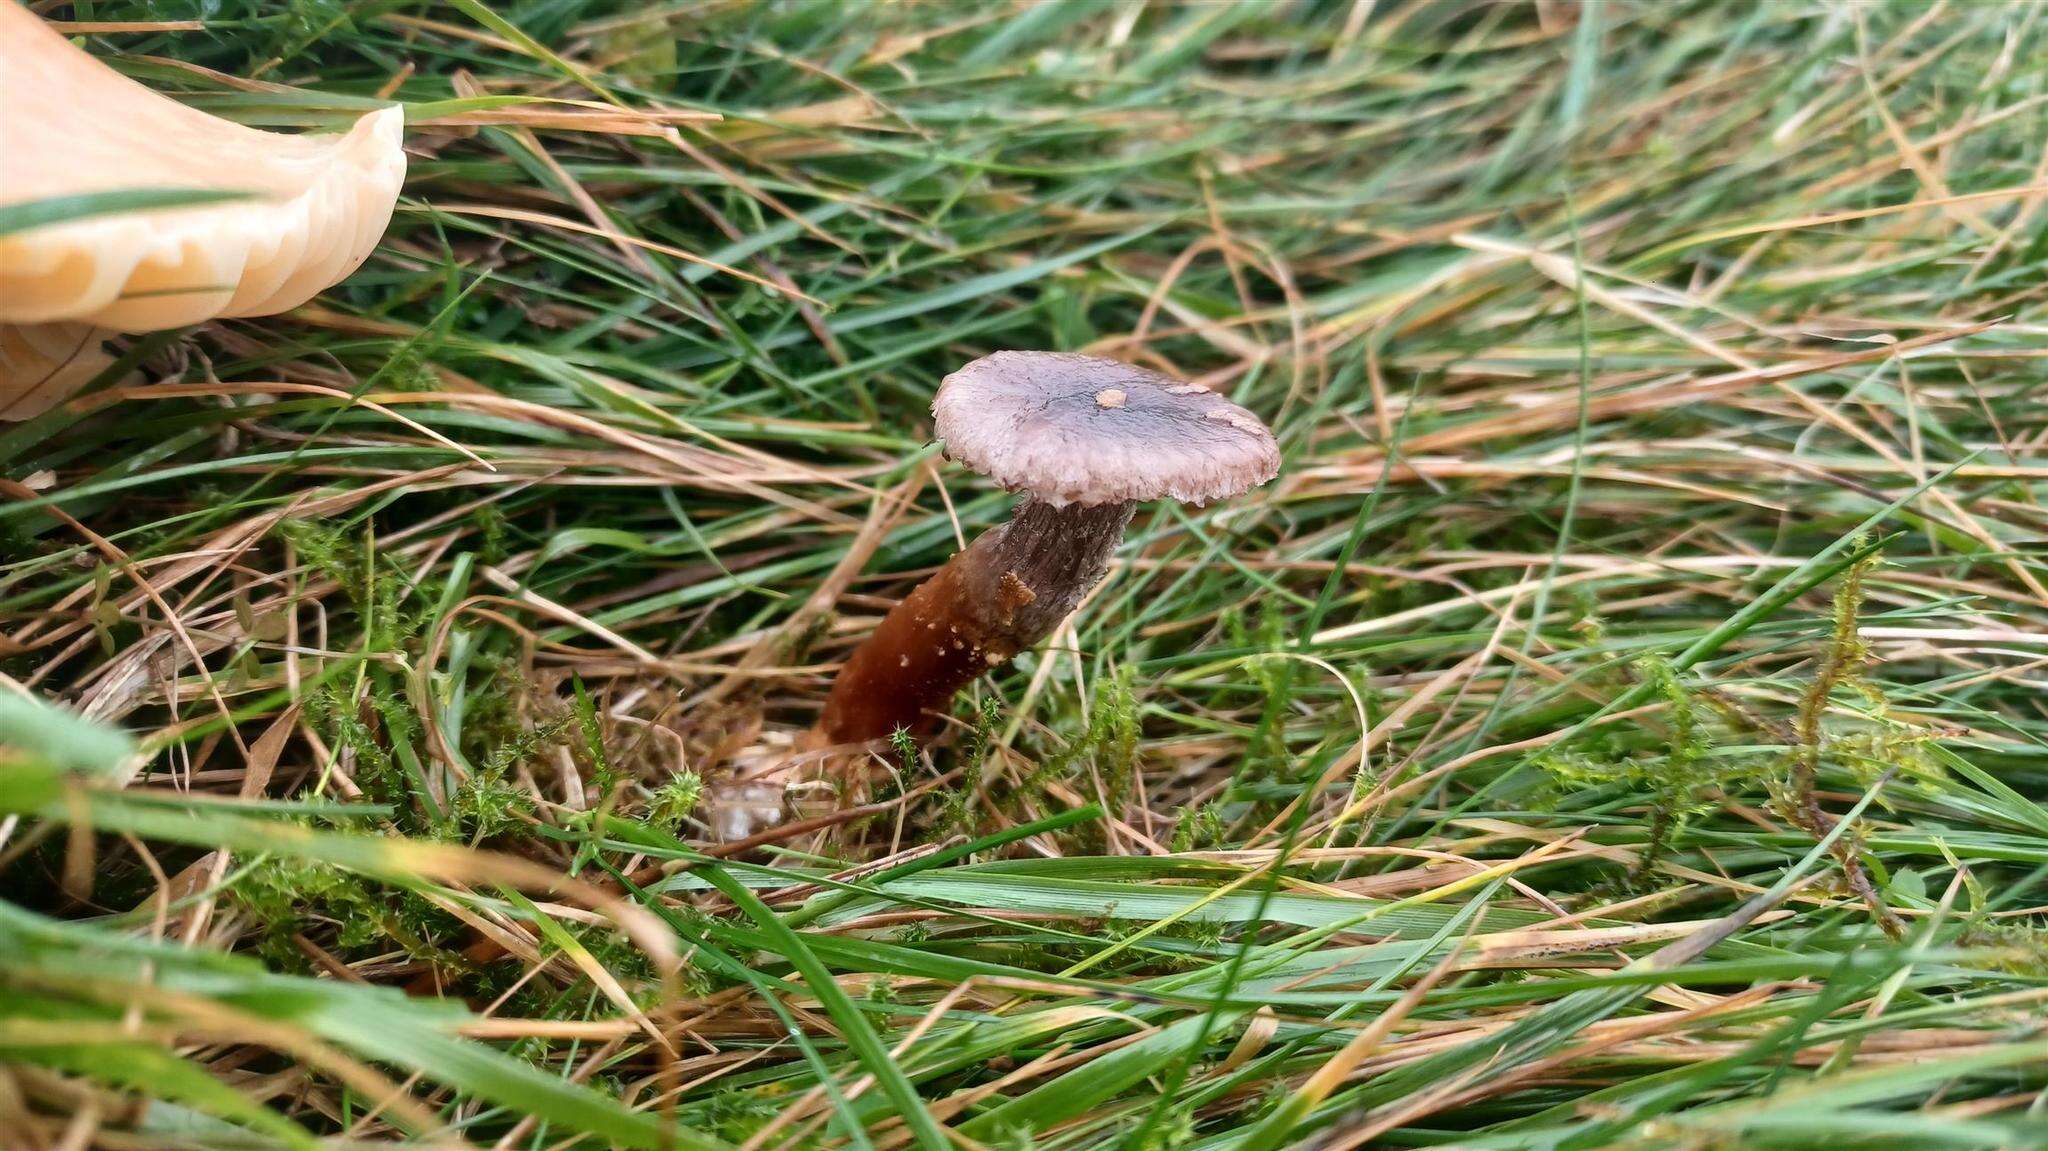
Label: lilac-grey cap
xmin=931 ymin=351 xmax=1280 ymax=507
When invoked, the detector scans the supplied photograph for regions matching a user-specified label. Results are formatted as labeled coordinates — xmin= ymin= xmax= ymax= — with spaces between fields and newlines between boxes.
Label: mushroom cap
xmin=931 ymin=351 xmax=1280 ymax=507
xmin=0 ymin=2 xmax=406 ymax=331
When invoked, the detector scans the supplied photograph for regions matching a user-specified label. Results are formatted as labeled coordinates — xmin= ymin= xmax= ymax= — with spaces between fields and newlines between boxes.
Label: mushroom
xmin=815 ymin=351 xmax=1280 ymax=746
xmin=0 ymin=2 xmax=406 ymax=417
xmin=0 ymin=322 xmax=126 ymax=422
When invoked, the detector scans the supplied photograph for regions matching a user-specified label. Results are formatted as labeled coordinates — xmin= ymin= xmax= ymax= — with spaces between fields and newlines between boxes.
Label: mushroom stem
xmin=817 ymin=498 xmax=1134 ymax=745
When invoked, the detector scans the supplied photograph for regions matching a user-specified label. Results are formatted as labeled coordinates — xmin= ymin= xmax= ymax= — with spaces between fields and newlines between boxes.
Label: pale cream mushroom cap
xmin=0 ymin=1 xmax=406 ymax=331
xmin=932 ymin=351 xmax=1280 ymax=507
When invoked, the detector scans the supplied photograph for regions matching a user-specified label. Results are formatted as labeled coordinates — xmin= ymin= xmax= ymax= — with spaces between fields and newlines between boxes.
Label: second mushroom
xmin=816 ymin=351 xmax=1280 ymax=746
xmin=0 ymin=2 xmax=406 ymax=419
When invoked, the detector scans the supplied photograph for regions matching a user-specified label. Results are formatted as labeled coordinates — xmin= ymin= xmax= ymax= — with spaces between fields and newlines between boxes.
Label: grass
xmin=3 ymin=1 xmax=2047 ymax=1148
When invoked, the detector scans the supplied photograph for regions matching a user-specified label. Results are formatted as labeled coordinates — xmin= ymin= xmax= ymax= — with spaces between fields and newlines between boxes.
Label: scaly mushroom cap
xmin=932 ymin=351 xmax=1280 ymax=507
xmin=0 ymin=1 xmax=406 ymax=331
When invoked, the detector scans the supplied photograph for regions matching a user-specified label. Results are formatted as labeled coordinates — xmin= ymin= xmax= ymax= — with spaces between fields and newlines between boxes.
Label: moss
xmin=1538 ymin=654 xmax=1763 ymax=879
xmin=448 ymin=761 xmax=536 ymax=844
xmin=276 ymin=518 xmax=423 ymax=653
xmin=231 ymin=851 xmax=463 ymax=976
xmin=646 ymin=770 xmax=704 ymax=831
xmin=1171 ymin=801 xmax=1229 ymax=852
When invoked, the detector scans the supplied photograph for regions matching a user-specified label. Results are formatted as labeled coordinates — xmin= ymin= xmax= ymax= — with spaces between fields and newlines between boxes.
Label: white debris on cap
xmin=932 ymin=351 xmax=1280 ymax=506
